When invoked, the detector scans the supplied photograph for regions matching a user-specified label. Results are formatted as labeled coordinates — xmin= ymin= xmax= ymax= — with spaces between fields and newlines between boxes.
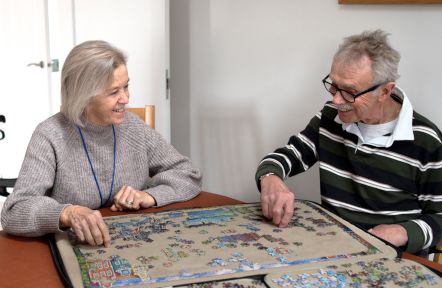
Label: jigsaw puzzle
xmin=55 ymin=200 xmax=401 ymax=287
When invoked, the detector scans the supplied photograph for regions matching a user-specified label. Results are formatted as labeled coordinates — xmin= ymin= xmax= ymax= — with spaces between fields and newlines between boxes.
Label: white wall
xmin=170 ymin=0 xmax=442 ymax=203
xmin=74 ymin=0 xmax=171 ymax=140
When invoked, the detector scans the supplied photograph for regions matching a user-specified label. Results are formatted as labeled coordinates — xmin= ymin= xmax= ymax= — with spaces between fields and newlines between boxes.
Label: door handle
xmin=27 ymin=61 xmax=45 ymax=68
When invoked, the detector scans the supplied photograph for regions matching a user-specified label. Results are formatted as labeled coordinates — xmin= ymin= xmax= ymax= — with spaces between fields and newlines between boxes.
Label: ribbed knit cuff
xmin=38 ymin=203 xmax=71 ymax=234
xmin=255 ymin=166 xmax=284 ymax=192
xmin=398 ymin=221 xmax=425 ymax=253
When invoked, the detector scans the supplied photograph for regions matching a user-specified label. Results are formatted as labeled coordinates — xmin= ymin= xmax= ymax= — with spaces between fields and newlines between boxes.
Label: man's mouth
xmin=334 ymin=104 xmax=352 ymax=112
xmin=113 ymin=107 xmax=125 ymax=113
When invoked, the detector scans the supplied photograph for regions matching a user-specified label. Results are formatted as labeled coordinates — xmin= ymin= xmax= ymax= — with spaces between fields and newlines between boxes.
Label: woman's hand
xmin=59 ymin=205 xmax=110 ymax=247
xmin=110 ymin=185 xmax=156 ymax=212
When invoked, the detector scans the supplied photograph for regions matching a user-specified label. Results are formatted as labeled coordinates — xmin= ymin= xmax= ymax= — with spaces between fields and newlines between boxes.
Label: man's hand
xmin=368 ymin=224 xmax=408 ymax=247
xmin=260 ymin=175 xmax=295 ymax=227
xmin=110 ymin=185 xmax=156 ymax=212
xmin=59 ymin=205 xmax=110 ymax=247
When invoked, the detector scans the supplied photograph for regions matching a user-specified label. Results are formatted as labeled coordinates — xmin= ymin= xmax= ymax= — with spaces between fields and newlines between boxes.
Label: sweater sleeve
xmin=143 ymin=126 xmax=202 ymax=206
xmin=1 ymin=126 xmax=69 ymax=236
xmin=255 ymin=109 xmax=322 ymax=191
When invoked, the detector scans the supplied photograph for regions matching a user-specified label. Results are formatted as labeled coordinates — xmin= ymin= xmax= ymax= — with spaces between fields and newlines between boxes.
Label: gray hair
xmin=60 ymin=40 xmax=127 ymax=126
xmin=333 ymin=30 xmax=400 ymax=84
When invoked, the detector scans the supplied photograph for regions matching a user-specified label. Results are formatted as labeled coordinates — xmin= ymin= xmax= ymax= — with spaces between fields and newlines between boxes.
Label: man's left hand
xmin=368 ymin=224 xmax=408 ymax=247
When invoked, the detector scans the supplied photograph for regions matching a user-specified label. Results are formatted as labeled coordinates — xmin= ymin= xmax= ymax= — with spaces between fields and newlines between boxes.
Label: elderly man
xmin=255 ymin=30 xmax=442 ymax=255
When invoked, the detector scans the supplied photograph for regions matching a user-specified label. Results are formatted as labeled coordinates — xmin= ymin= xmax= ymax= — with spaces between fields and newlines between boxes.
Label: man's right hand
xmin=260 ymin=175 xmax=295 ymax=227
xmin=59 ymin=205 xmax=111 ymax=247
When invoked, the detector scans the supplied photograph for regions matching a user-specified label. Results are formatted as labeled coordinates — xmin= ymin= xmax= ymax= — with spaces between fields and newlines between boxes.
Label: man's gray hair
xmin=333 ymin=30 xmax=400 ymax=84
xmin=61 ymin=40 xmax=127 ymax=126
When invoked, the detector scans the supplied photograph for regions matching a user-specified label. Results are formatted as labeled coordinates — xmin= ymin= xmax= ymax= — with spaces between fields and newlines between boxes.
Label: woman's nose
xmin=119 ymin=90 xmax=129 ymax=103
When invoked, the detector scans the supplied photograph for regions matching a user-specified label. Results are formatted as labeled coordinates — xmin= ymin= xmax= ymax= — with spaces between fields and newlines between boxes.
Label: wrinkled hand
xmin=260 ymin=175 xmax=295 ymax=227
xmin=110 ymin=185 xmax=156 ymax=212
xmin=59 ymin=205 xmax=110 ymax=247
xmin=368 ymin=224 xmax=408 ymax=247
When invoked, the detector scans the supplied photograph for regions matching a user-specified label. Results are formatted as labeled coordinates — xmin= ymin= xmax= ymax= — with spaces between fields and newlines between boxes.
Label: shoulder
xmin=34 ymin=112 xmax=73 ymax=137
xmin=412 ymin=111 xmax=442 ymax=144
xmin=119 ymin=111 xmax=152 ymax=135
xmin=117 ymin=111 xmax=162 ymax=147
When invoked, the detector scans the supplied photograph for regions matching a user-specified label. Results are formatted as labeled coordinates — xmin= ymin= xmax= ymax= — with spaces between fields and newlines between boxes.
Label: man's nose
xmin=332 ymin=90 xmax=346 ymax=105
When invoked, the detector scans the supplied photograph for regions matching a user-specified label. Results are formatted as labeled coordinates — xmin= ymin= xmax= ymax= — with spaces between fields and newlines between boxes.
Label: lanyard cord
xmin=77 ymin=125 xmax=116 ymax=207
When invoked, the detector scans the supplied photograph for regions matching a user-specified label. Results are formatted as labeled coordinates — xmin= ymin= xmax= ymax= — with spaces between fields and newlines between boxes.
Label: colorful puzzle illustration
xmin=265 ymin=257 xmax=440 ymax=288
xmin=55 ymin=201 xmax=401 ymax=287
xmin=177 ymin=258 xmax=441 ymax=288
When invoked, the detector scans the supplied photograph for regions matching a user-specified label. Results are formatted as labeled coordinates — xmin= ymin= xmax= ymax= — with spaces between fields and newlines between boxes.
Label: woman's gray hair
xmin=60 ymin=40 xmax=127 ymax=126
xmin=333 ymin=30 xmax=400 ymax=84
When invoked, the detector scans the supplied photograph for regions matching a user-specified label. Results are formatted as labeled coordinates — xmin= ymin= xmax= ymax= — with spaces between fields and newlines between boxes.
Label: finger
xmin=89 ymin=212 xmax=109 ymax=247
xmin=112 ymin=201 xmax=124 ymax=212
xmin=120 ymin=186 xmax=133 ymax=207
xmin=261 ymin=196 xmax=270 ymax=219
xmin=95 ymin=215 xmax=111 ymax=247
xmin=272 ymin=206 xmax=282 ymax=226
xmin=279 ymin=201 xmax=294 ymax=227
xmin=113 ymin=185 xmax=127 ymax=204
xmin=79 ymin=219 xmax=96 ymax=246
xmin=71 ymin=220 xmax=86 ymax=243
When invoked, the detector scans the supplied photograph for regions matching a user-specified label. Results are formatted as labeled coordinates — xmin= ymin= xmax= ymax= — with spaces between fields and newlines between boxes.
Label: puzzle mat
xmin=177 ymin=258 xmax=441 ymax=288
xmin=55 ymin=201 xmax=398 ymax=287
xmin=176 ymin=276 xmax=268 ymax=288
xmin=264 ymin=257 xmax=441 ymax=288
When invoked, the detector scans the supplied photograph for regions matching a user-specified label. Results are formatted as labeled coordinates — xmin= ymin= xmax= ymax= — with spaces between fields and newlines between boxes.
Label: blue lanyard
xmin=77 ymin=125 xmax=116 ymax=207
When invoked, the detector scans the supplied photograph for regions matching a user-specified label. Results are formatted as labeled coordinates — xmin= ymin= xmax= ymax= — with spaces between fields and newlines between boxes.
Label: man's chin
xmin=338 ymin=111 xmax=353 ymax=123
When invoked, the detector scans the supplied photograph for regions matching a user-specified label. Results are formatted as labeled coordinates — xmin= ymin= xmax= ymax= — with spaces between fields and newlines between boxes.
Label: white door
xmin=0 ymin=0 xmax=52 ymax=179
xmin=0 ymin=0 xmax=170 ymax=180
xmin=73 ymin=0 xmax=171 ymax=141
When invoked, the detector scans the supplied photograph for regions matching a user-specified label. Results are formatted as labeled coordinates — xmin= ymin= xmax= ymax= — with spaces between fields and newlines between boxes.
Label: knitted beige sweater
xmin=1 ymin=112 xmax=201 ymax=236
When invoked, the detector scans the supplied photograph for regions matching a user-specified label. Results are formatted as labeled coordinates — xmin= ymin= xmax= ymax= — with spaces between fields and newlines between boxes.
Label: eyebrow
xmin=330 ymin=78 xmax=357 ymax=91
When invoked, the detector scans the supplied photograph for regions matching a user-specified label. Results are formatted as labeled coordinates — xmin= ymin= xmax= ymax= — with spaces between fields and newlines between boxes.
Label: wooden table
xmin=0 ymin=192 xmax=440 ymax=288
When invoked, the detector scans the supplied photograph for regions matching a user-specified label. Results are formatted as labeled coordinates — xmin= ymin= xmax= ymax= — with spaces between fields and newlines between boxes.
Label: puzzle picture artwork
xmin=265 ymin=257 xmax=440 ymax=288
xmin=55 ymin=200 xmax=399 ymax=287
xmin=177 ymin=258 xmax=441 ymax=288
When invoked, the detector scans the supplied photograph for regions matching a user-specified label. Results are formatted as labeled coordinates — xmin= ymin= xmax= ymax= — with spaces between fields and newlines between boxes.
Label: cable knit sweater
xmin=1 ymin=112 xmax=202 ymax=236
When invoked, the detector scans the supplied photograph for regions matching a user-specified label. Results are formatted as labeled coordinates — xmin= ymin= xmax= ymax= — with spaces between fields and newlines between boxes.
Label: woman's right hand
xmin=59 ymin=205 xmax=110 ymax=247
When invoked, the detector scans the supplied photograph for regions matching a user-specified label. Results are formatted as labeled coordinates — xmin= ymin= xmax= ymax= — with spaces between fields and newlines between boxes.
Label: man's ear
xmin=380 ymin=82 xmax=396 ymax=101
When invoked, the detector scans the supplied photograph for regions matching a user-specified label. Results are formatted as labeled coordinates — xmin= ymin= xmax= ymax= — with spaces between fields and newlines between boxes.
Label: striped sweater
xmin=256 ymin=101 xmax=442 ymax=253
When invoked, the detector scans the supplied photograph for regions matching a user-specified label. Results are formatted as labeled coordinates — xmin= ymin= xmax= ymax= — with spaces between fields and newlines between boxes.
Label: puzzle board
xmin=265 ymin=257 xmax=441 ymax=287
xmin=55 ymin=201 xmax=398 ymax=287
xmin=177 ymin=258 xmax=441 ymax=288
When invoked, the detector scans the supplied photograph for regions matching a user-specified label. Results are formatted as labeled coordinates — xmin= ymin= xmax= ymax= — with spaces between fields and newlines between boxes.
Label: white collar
xmin=336 ymin=86 xmax=414 ymax=148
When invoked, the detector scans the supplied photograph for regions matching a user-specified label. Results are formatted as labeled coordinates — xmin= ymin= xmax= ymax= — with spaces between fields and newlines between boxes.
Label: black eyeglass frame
xmin=322 ymin=74 xmax=385 ymax=103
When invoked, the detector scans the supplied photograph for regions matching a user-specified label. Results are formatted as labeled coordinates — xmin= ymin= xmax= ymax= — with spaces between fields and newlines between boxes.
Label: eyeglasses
xmin=322 ymin=74 xmax=384 ymax=103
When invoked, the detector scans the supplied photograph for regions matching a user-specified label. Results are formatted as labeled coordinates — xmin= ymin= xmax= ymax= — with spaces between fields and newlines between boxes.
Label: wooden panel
xmin=127 ymin=105 xmax=155 ymax=129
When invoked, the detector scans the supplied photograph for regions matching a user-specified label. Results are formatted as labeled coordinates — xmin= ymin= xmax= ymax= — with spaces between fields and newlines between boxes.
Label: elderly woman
xmin=1 ymin=40 xmax=202 ymax=247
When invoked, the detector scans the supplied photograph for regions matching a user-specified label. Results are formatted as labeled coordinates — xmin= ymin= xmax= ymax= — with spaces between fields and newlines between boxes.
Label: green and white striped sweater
xmin=256 ymin=100 xmax=442 ymax=254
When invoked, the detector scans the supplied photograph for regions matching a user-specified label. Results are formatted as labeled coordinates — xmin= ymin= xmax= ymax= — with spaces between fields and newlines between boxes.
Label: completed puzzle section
xmin=55 ymin=201 xmax=397 ymax=287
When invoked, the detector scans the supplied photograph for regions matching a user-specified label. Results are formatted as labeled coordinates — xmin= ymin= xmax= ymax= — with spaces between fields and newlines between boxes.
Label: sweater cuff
xmin=255 ymin=166 xmax=284 ymax=192
xmin=398 ymin=221 xmax=425 ymax=253
xmin=146 ymin=184 xmax=192 ymax=207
